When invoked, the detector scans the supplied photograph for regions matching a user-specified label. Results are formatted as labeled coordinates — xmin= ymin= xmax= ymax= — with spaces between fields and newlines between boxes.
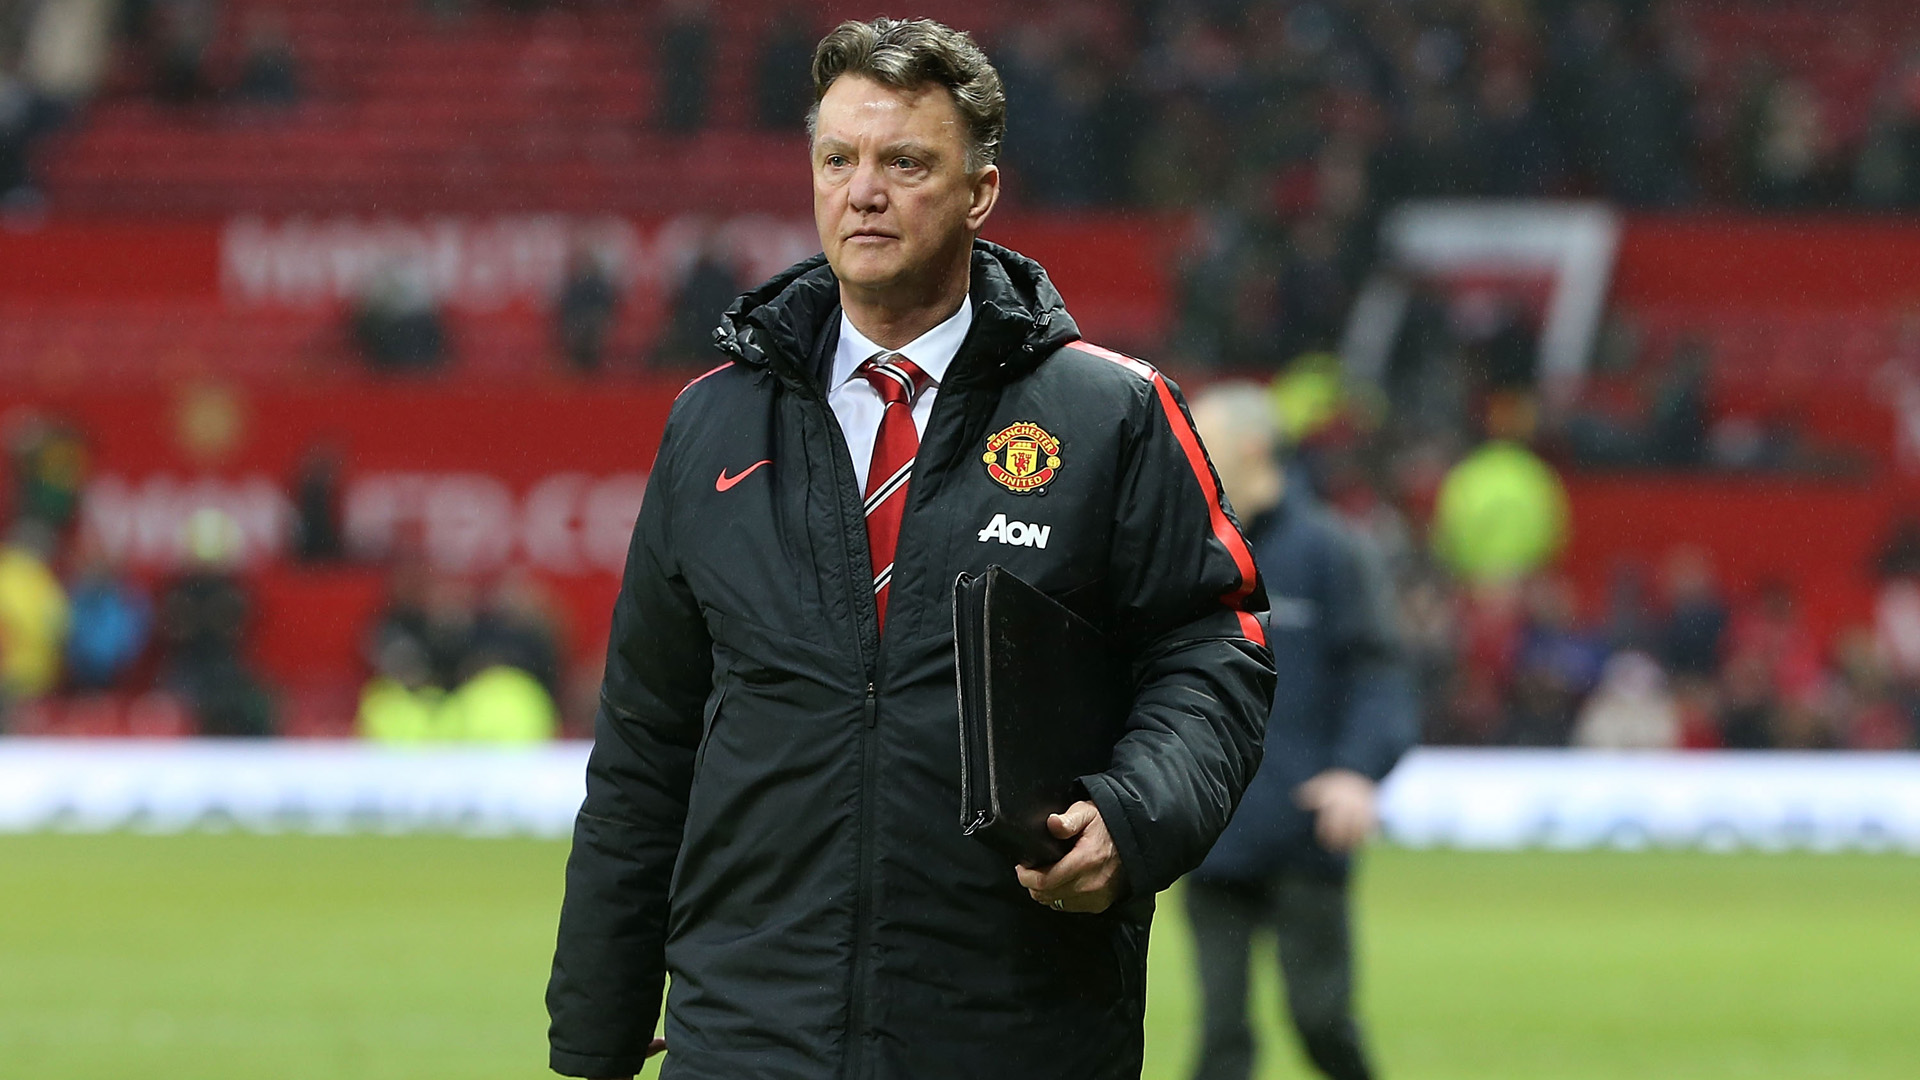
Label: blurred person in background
xmin=1718 ymin=650 xmax=1778 ymax=750
xmin=364 ymin=552 xmax=435 ymax=677
xmin=6 ymin=412 xmax=87 ymax=532
xmin=1551 ymin=0 xmax=1694 ymax=207
xmin=18 ymin=0 xmax=114 ymax=137
xmin=1184 ymin=383 xmax=1416 ymax=1080
xmin=469 ymin=566 xmax=562 ymax=697
xmin=0 ymin=70 xmax=34 ymax=203
xmin=1572 ymin=651 xmax=1679 ymax=750
xmin=1740 ymin=74 xmax=1834 ymax=208
xmin=1854 ymin=53 xmax=1920 ymax=208
xmin=1168 ymin=186 xmax=1282 ymax=371
xmin=1601 ymin=560 xmax=1659 ymax=656
xmin=415 ymin=0 xmax=466 ymax=22
xmin=1476 ymin=63 xmax=1563 ymax=198
xmin=63 ymin=533 xmax=150 ymax=691
xmin=351 ymin=259 xmax=447 ymax=372
xmin=654 ymin=0 xmax=711 ymax=133
xmin=1398 ymin=570 xmax=1461 ymax=743
xmin=1447 ymin=578 xmax=1527 ymax=745
xmin=358 ymin=630 xmax=555 ymax=744
xmin=754 ymin=6 xmax=814 ymax=129
xmin=289 ymin=443 xmax=344 ymax=562
xmin=0 ymin=518 xmax=69 ymax=722
xmin=1873 ymin=518 xmax=1920 ymax=747
xmin=157 ymin=508 xmax=274 ymax=736
xmin=1659 ymin=546 xmax=1727 ymax=683
xmin=553 ymin=242 xmax=621 ymax=373
xmin=441 ymin=640 xmax=556 ymax=743
xmin=149 ymin=0 xmax=216 ymax=105
xmin=1503 ymin=577 xmax=1606 ymax=746
xmin=231 ymin=6 xmax=300 ymax=107
xmin=1430 ymin=437 xmax=1569 ymax=588
xmin=357 ymin=634 xmax=444 ymax=742
xmin=1566 ymin=335 xmax=1715 ymax=473
xmin=652 ymin=234 xmax=740 ymax=368
xmin=1646 ymin=338 xmax=1711 ymax=469
xmin=1876 ymin=318 xmax=1920 ymax=472
xmin=1830 ymin=628 xmax=1913 ymax=750
xmin=1726 ymin=578 xmax=1822 ymax=715
xmin=364 ymin=558 xmax=476 ymax=693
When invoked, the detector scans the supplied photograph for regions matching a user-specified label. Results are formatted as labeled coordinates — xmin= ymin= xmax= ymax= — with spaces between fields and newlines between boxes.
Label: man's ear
xmin=966 ymin=164 xmax=1001 ymax=232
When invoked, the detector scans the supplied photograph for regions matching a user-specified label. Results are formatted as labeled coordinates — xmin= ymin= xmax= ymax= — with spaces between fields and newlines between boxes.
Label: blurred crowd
xmin=6 ymin=1 xmax=1920 ymax=750
xmin=8 ymin=0 xmax=1920 ymax=214
xmin=1264 ymin=378 xmax=1920 ymax=751
xmin=0 ymin=414 xmax=570 ymax=741
xmin=602 ymin=0 xmax=1920 ymax=214
xmin=1410 ymin=545 xmax=1920 ymax=753
xmin=355 ymin=555 xmax=567 ymax=744
xmin=0 ymin=0 xmax=309 ymax=209
xmin=0 ymin=413 xmax=274 ymax=735
xmin=977 ymin=0 xmax=1920 ymax=751
xmin=0 ymin=0 xmax=107 ymax=209
xmin=993 ymin=0 xmax=1920 ymax=212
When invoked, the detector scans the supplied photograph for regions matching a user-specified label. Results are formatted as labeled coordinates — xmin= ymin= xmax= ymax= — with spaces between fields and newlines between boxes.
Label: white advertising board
xmin=1379 ymin=749 xmax=1920 ymax=853
xmin=2 ymin=743 xmax=1917 ymax=852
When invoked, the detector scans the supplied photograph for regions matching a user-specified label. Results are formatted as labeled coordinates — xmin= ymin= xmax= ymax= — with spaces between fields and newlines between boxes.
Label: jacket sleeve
xmin=1324 ymin=524 xmax=1420 ymax=782
xmin=1077 ymin=371 xmax=1277 ymax=899
xmin=547 ymin=423 xmax=712 ymax=1079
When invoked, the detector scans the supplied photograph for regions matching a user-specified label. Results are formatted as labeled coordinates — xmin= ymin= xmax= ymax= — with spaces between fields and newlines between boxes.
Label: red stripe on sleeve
xmin=1065 ymin=339 xmax=1155 ymax=379
xmin=1065 ymin=338 xmax=1264 ymax=645
xmin=675 ymin=360 xmax=734 ymax=400
xmin=1148 ymin=370 xmax=1261 ymax=606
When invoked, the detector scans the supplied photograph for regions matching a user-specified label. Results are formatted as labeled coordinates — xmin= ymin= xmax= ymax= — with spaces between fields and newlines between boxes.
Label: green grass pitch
xmin=2 ymin=835 xmax=1915 ymax=1079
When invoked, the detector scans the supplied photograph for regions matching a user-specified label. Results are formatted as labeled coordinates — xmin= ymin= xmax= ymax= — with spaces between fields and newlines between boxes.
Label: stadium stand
xmin=36 ymin=0 xmax=1036 ymax=216
xmin=6 ymin=0 xmax=1920 ymax=752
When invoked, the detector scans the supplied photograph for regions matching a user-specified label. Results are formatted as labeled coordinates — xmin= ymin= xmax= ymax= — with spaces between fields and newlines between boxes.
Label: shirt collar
xmin=833 ymin=296 xmax=972 ymax=391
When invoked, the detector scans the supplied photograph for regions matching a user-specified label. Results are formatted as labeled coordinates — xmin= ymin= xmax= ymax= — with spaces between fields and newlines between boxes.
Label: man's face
xmin=812 ymin=75 xmax=997 ymax=300
xmin=1192 ymin=400 xmax=1281 ymax=517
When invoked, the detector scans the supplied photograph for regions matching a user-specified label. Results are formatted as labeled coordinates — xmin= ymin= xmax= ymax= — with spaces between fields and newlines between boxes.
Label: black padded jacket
xmin=547 ymin=241 xmax=1276 ymax=1080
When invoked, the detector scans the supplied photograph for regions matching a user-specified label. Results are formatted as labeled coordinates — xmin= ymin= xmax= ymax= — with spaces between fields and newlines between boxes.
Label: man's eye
xmin=893 ymin=158 xmax=918 ymax=170
xmin=825 ymin=155 xmax=849 ymax=168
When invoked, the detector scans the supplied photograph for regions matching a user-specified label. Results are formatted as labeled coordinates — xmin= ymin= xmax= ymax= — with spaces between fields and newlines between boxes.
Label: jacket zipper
xmin=787 ymin=340 xmax=963 ymax=1079
xmin=787 ymin=373 xmax=883 ymax=1079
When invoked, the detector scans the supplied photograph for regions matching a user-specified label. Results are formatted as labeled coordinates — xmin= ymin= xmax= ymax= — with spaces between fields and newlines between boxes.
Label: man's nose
xmin=849 ymin=160 xmax=888 ymax=214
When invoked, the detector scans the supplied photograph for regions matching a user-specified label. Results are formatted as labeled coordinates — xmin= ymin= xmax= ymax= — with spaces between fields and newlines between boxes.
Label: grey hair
xmin=1191 ymin=382 xmax=1283 ymax=450
xmin=806 ymin=17 xmax=1006 ymax=173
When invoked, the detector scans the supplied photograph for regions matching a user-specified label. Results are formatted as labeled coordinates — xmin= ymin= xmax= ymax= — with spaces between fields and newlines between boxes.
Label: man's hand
xmin=590 ymin=1036 xmax=665 ymax=1079
xmin=1295 ymin=768 xmax=1378 ymax=853
xmin=1014 ymin=800 xmax=1125 ymax=914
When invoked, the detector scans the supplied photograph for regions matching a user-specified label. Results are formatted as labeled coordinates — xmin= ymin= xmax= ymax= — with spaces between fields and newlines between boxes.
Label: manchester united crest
xmin=982 ymin=421 xmax=1061 ymax=494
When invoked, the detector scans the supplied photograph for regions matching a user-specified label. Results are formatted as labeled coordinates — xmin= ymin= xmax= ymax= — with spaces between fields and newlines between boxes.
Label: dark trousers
xmin=1184 ymin=872 xmax=1375 ymax=1080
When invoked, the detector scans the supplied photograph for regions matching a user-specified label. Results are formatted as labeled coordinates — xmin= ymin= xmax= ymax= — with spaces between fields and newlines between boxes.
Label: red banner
xmin=0 ymin=221 xmax=222 ymax=299
xmin=1561 ymin=474 xmax=1892 ymax=649
xmin=0 ymin=212 xmax=1184 ymax=350
xmin=13 ymin=382 xmax=679 ymax=687
xmin=1613 ymin=217 xmax=1920 ymax=310
xmin=32 ymin=382 xmax=672 ymax=572
xmin=7 ymin=377 xmax=1907 ymax=702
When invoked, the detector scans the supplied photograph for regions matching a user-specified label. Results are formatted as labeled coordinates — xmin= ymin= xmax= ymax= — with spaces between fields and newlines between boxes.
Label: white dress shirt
xmin=829 ymin=297 xmax=973 ymax=492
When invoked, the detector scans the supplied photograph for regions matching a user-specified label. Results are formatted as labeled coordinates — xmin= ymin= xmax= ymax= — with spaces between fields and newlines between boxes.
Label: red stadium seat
xmin=37 ymin=0 xmax=1026 ymax=217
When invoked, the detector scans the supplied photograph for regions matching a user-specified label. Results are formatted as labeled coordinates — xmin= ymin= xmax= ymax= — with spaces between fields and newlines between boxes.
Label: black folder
xmin=953 ymin=565 xmax=1129 ymax=868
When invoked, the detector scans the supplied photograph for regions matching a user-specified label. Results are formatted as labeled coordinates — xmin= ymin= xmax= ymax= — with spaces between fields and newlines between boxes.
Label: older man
xmin=546 ymin=18 xmax=1273 ymax=1080
xmin=1184 ymin=384 xmax=1418 ymax=1080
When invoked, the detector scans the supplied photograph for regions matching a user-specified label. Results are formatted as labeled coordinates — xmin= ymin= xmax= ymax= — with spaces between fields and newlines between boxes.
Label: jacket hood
xmin=711 ymin=239 xmax=1082 ymax=388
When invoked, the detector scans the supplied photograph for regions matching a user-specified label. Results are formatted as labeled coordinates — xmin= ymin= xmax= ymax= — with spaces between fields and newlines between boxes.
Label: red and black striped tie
xmin=858 ymin=353 xmax=932 ymax=633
